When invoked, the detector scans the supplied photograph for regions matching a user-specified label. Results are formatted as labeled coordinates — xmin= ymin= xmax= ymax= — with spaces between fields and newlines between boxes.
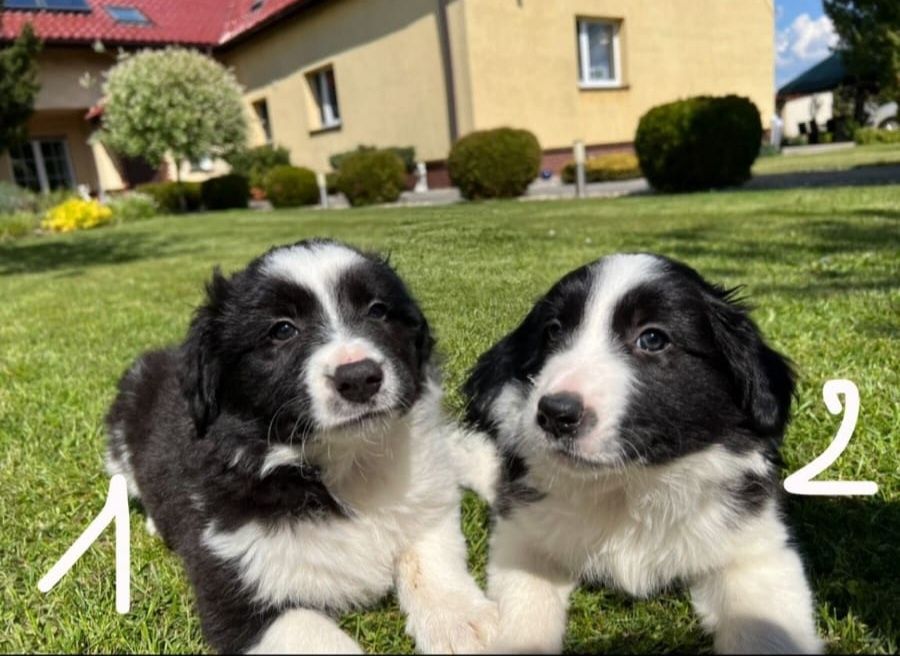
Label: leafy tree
xmin=0 ymin=22 xmax=42 ymax=155
xmin=824 ymin=0 xmax=900 ymax=121
xmin=100 ymin=47 xmax=247 ymax=183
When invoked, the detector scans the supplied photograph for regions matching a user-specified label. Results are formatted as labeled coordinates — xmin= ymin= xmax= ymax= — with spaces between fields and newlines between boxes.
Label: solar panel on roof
xmin=3 ymin=0 xmax=42 ymax=9
xmin=44 ymin=0 xmax=91 ymax=11
xmin=3 ymin=0 xmax=92 ymax=10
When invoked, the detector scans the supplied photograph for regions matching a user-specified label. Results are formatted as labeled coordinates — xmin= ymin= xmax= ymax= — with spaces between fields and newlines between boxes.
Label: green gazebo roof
xmin=777 ymin=52 xmax=848 ymax=98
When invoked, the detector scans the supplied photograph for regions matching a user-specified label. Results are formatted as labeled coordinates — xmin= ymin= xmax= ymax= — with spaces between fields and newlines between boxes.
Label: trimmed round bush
xmin=136 ymin=181 xmax=202 ymax=214
xmin=263 ymin=165 xmax=318 ymax=208
xmin=335 ymin=149 xmax=406 ymax=207
xmin=447 ymin=127 xmax=541 ymax=200
xmin=635 ymin=95 xmax=762 ymax=192
xmin=108 ymin=191 xmax=158 ymax=221
xmin=561 ymin=152 xmax=641 ymax=184
xmin=227 ymin=144 xmax=291 ymax=189
xmin=201 ymin=173 xmax=250 ymax=210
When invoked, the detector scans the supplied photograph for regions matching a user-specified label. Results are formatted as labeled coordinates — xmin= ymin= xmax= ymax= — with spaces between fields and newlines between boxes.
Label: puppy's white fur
xmin=456 ymin=255 xmax=822 ymax=654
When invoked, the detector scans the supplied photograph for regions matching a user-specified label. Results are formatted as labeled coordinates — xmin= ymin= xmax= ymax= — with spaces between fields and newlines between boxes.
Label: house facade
xmin=1 ymin=0 xmax=775 ymax=193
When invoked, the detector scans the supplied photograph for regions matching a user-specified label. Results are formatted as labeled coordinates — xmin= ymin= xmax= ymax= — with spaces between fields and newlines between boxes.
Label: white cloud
xmin=777 ymin=13 xmax=839 ymax=65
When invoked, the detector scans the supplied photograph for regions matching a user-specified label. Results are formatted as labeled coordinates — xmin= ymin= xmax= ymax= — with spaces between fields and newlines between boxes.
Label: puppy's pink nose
xmin=333 ymin=358 xmax=383 ymax=404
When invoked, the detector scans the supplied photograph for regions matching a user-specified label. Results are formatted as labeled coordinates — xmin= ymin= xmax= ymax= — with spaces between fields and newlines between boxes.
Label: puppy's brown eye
xmin=367 ymin=301 xmax=389 ymax=320
xmin=637 ymin=328 xmax=670 ymax=352
xmin=269 ymin=321 xmax=298 ymax=341
xmin=545 ymin=319 xmax=562 ymax=342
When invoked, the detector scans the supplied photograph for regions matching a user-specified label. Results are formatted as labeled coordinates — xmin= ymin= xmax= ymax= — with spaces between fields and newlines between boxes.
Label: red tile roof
xmin=0 ymin=0 xmax=317 ymax=47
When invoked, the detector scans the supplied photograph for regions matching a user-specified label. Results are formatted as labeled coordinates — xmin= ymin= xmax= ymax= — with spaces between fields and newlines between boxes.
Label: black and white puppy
xmin=459 ymin=253 xmax=822 ymax=654
xmin=106 ymin=239 xmax=497 ymax=654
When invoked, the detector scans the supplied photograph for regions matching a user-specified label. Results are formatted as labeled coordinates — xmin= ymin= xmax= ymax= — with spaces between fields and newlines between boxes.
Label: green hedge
xmin=561 ymin=152 xmax=642 ymax=184
xmin=201 ymin=173 xmax=250 ymax=210
xmin=635 ymin=95 xmax=762 ymax=192
xmin=854 ymin=127 xmax=900 ymax=145
xmin=330 ymin=145 xmax=416 ymax=173
xmin=335 ymin=149 xmax=406 ymax=207
xmin=447 ymin=127 xmax=541 ymax=200
xmin=263 ymin=165 xmax=319 ymax=208
xmin=227 ymin=145 xmax=291 ymax=189
xmin=135 ymin=181 xmax=202 ymax=214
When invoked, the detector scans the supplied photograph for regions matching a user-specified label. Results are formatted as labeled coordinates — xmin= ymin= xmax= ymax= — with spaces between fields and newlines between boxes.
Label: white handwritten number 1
xmin=37 ymin=474 xmax=131 ymax=613
xmin=784 ymin=379 xmax=878 ymax=496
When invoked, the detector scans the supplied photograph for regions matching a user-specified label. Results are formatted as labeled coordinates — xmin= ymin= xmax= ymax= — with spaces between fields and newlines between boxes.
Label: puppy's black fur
xmin=106 ymin=239 xmax=433 ymax=652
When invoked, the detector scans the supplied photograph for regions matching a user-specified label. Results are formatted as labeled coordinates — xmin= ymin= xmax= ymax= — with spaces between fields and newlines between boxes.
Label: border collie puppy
xmin=460 ymin=253 xmax=822 ymax=654
xmin=106 ymin=239 xmax=497 ymax=654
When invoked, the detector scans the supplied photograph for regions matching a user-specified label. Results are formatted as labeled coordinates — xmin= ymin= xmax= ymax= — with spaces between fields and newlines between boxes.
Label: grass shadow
xmin=0 ymin=231 xmax=200 ymax=276
xmin=788 ymin=495 xmax=899 ymax=647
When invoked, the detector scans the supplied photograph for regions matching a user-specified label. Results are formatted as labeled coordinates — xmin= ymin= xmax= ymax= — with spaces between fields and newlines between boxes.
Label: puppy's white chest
xmin=203 ymin=428 xmax=456 ymax=611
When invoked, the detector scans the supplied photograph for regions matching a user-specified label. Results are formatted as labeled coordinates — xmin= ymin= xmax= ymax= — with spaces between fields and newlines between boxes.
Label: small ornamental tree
xmin=0 ymin=23 xmax=42 ymax=155
xmin=100 ymin=48 xmax=247 ymax=189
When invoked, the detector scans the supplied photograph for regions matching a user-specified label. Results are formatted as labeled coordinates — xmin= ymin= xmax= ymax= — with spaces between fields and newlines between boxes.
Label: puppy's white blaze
xmin=261 ymin=241 xmax=364 ymax=332
xmin=531 ymin=254 xmax=664 ymax=461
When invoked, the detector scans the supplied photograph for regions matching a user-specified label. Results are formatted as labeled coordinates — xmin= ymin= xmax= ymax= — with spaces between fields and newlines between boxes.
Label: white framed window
xmin=9 ymin=138 xmax=75 ymax=193
xmin=309 ymin=66 xmax=341 ymax=130
xmin=577 ymin=18 xmax=622 ymax=88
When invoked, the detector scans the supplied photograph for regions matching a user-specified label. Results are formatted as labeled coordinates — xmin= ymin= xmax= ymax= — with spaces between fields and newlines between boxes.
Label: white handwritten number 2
xmin=784 ymin=379 xmax=878 ymax=496
xmin=37 ymin=474 xmax=131 ymax=613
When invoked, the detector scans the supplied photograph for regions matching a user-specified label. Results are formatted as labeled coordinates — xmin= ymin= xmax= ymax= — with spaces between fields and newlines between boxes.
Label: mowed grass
xmin=1 ymin=185 xmax=898 ymax=654
xmin=753 ymin=143 xmax=900 ymax=175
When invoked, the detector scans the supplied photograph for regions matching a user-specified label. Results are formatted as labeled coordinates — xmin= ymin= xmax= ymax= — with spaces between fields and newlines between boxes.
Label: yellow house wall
xmin=220 ymin=0 xmax=452 ymax=172
xmin=32 ymin=47 xmax=114 ymax=111
xmin=459 ymin=0 xmax=775 ymax=149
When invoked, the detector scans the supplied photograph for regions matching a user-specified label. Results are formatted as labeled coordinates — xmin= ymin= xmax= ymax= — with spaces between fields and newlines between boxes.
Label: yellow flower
xmin=42 ymin=198 xmax=114 ymax=233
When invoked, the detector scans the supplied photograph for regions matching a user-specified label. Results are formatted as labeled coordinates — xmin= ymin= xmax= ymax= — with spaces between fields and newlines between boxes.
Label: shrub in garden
xmin=853 ymin=127 xmax=900 ymax=145
xmin=561 ymin=152 xmax=642 ymax=184
xmin=42 ymin=198 xmax=113 ymax=233
xmin=108 ymin=192 xmax=158 ymax=221
xmin=201 ymin=173 xmax=250 ymax=210
xmin=448 ymin=127 xmax=541 ymax=200
xmin=0 ymin=181 xmax=38 ymax=214
xmin=263 ymin=165 xmax=319 ymax=208
xmin=335 ymin=149 xmax=406 ymax=207
xmin=330 ymin=145 xmax=416 ymax=173
xmin=0 ymin=211 xmax=41 ymax=241
xmin=635 ymin=95 xmax=762 ymax=192
xmin=227 ymin=144 xmax=291 ymax=189
xmin=136 ymin=181 xmax=202 ymax=214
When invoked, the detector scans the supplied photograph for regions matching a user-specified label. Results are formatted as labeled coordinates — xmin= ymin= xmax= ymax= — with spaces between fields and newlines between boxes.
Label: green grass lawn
xmin=753 ymin=143 xmax=900 ymax=175
xmin=1 ymin=185 xmax=898 ymax=654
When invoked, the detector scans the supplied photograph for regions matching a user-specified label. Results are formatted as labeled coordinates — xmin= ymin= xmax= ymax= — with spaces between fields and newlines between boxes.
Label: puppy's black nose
xmin=537 ymin=392 xmax=584 ymax=439
xmin=333 ymin=359 xmax=383 ymax=404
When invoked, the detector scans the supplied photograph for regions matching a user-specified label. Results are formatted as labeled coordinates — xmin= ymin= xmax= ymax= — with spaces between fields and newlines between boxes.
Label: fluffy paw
xmin=407 ymin=593 xmax=499 ymax=654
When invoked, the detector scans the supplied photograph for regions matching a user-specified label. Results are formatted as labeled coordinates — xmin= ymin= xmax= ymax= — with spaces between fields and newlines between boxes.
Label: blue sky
xmin=775 ymin=0 xmax=838 ymax=89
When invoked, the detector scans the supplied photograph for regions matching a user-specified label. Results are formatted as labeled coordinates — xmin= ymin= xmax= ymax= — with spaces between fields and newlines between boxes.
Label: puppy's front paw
xmin=407 ymin=593 xmax=499 ymax=654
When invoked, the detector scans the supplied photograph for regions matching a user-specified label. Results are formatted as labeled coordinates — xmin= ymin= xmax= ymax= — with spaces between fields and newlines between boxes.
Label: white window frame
xmin=312 ymin=67 xmax=341 ymax=129
xmin=577 ymin=18 xmax=623 ymax=89
xmin=8 ymin=137 xmax=75 ymax=193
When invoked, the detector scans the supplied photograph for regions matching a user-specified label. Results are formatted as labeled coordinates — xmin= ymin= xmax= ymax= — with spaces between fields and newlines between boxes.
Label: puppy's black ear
xmin=462 ymin=311 xmax=537 ymax=436
xmin=415 ymin=314 xmax=435 ymax=371
xmin=180 ymin=268 xmax=229 ymax=438
xmin=706 ymin=288 xmax=795 ymax=437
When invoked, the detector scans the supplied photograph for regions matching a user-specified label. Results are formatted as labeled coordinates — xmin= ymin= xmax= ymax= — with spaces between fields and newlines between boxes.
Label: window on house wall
xmin=576 ymin=18 xmax=622 ymax=88
xmin=308 ymin=67 xmax=341 ymax=130
xmin=253 ymin=99 xmax=273 ymax=143
xmin=9 ymin=139 xmax=75 ymax=193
